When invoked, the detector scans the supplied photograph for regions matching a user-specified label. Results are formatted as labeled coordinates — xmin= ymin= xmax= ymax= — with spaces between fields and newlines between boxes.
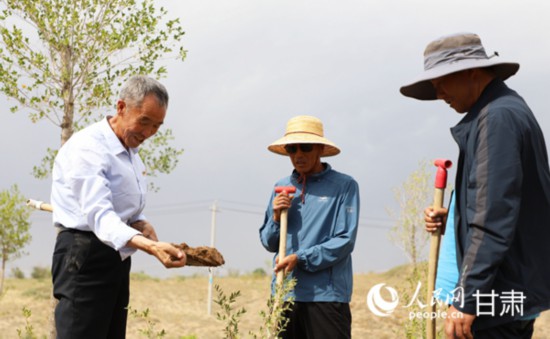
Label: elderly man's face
xmin=116 ymin=94 xmax=166 ymax=148
xmin=285 ymin=143 xmax=324 ymax=176
xmin=431 ymin=70 xmax=479 ymax=113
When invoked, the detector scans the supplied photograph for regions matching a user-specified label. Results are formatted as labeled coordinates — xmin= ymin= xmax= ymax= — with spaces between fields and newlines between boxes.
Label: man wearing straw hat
xmin=51 ymin=75 xmax=186 ymax=338
xmin=401 ymin=33 xmax=550 ymax=338
xmin=260 ymin=115 xmax=360 ymax=339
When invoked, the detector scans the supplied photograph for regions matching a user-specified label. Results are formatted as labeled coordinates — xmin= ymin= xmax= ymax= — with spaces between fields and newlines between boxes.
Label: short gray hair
xmin=119 ymin=75 xmax=169 ymax=108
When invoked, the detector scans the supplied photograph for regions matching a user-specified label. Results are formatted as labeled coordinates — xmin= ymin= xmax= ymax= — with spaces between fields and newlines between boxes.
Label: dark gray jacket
xmin=451 ymin=79 xmax=550 ymax=330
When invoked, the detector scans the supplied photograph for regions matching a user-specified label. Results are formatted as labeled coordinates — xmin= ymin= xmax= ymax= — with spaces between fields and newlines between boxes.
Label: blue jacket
xmin=260 ymin=163 xmax=360 ymax=302
xmin=451 ymin=79 xmax=550 ymax=330
xmin=435 ymin=192 xmax=459 ymax=303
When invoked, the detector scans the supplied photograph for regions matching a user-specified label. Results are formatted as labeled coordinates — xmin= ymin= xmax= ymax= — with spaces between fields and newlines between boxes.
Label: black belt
xmin=57 ymin=225 xmax=93 ymax=235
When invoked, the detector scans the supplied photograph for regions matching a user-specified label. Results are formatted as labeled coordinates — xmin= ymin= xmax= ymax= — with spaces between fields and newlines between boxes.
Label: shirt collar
xmin=468 ymin=78 xmax=507 ymax=116
xmin=100 ymin=116 xmax=136 ymax=155
xmin=291 ymin=162 xmax=332 ymax=181
xmin=450 ymin=79 xmax=509 ymax=146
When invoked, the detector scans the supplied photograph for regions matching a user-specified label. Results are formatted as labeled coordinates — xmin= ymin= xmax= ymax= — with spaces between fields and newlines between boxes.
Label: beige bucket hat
xmin=268 ymin=115 xmax=340 ymax=157
xmin=400 ymin=32 xmax=520 ymax=100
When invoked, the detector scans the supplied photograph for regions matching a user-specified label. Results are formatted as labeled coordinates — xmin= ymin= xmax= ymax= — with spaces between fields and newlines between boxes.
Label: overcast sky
xmin=2 ymin=0 xmax=550 ymax=278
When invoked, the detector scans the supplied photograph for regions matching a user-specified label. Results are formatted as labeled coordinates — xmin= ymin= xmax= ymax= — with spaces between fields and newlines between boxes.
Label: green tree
xmin=0 ymin=0 xmax=185 ymax=189
xmin=387 ymin=160 xmax=432 ymax=269
xmin=387 ymin=161 xmax=437 ymax=338
xmin=0 ymin=184 xmax=31 ymax=295
xmin=0 ymin=1 xmax=186 ymax=336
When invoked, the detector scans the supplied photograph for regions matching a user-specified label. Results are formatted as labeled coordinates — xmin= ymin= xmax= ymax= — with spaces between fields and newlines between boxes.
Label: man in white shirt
xmin=51 ymin=75 xmax=186 ymax=338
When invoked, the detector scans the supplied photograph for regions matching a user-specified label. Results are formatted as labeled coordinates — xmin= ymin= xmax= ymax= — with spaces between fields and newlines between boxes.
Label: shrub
xmin=30 ymin=266 xmax=50 ymax=280
xmin=11 ymin=267 xmax=25 ymax=279
xmin=128 ymin=306 xmax=166 ymax=338
xmin=16 ymin=307 xmax=36 ymax=339
xmin=214 ymin=285 xmax=246 ymax=339
xmin=251 ymin=268 xmax=267 ymax=277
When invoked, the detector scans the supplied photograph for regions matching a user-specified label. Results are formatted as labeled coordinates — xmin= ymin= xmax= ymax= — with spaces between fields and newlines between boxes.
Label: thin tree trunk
xmin=49 ymin=44 xmax=76 ymax=339
xmin=411 ymin=222 xmax=417 ymax=269
xmin=0 ymin=255 xmax=5 ymax=295
xmin=60 ymin=44 xmax=75 ymax=145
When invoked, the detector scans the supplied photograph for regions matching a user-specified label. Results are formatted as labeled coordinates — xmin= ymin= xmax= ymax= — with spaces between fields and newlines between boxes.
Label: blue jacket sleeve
xmin=259 ymin=193 xmax=280 ymax=252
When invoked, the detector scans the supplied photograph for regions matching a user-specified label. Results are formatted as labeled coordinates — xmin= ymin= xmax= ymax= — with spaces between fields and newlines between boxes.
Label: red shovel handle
xmin=434 ymin=159 xmax=452 ymax=189
xmin=275 ymin=186 xmax=296 ymax=194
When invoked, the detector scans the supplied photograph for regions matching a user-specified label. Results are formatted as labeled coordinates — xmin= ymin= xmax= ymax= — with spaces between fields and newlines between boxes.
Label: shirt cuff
xmin=95 ymin=214 xmax=141 ymax=252
xmin=295 ymin=249 xmax=307 ymax=267
xmin=119 ymin=247 xmax=137 ymax=261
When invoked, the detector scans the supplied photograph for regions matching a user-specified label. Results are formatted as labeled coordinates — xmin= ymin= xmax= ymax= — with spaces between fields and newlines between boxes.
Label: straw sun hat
xmin=400 ymin=32 xmax=520 ymax=100
xmin=268 ymin=115 xmax=340 ymax=157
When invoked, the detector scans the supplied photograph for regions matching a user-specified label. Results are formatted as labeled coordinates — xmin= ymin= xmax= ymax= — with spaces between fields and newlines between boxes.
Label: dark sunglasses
xmin=284 ymin=143 xmax=314 ymax=154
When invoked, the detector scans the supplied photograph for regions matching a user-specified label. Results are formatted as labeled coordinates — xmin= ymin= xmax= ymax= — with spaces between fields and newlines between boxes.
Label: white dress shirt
xmin=51 ymin=116 xmax=147 ymax=260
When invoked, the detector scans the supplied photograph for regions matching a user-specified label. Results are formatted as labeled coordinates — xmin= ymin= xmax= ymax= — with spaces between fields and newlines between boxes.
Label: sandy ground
xmin=0 ymin=271 xmax=549 ymax=338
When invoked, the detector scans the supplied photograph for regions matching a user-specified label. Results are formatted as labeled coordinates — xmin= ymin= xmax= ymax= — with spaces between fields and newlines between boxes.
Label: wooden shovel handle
xmin=276 ymin=208 xmax=289 ymax=285
xmin=427 ymin=187 xmax=445 ymax=339
xmin=26 ymin=199 xmax=53 ymax=212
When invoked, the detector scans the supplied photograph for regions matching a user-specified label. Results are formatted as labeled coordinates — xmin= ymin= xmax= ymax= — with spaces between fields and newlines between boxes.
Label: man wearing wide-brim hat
xmin=260 ymin=115 xmax=360 ymax=339
xmin=402 ymin=32 xmax=550 ymax=338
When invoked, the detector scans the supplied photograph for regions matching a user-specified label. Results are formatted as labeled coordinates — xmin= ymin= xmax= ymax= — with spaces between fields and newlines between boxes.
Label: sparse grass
xmin=131 ymin=271 xmax=161 ymax=282
xmin=21 ymin=285 xmax=51 ymax=300
xmin=0 ymin=270 xmax=549 ymax=338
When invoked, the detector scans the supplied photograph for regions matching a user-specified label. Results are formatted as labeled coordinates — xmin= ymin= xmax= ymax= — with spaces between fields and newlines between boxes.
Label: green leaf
xmin=0 ymin=0 xmax=186 ymax=188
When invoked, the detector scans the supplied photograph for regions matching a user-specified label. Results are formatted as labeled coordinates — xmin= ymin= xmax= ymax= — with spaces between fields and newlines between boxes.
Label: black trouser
xmin=52 ymin=229 xmax=131 ymax=339
xmin=473 ymin=319 xmax=535 ymax=339
xmin=280 ymin=302 xmax=352 ymax=339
